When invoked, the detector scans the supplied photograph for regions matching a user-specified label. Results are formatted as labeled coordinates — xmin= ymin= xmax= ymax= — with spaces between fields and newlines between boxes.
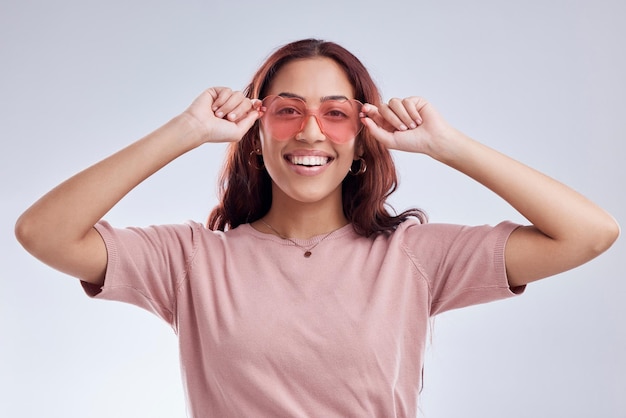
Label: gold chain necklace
xmin=260 ymin=219 xmax=339 ymax=258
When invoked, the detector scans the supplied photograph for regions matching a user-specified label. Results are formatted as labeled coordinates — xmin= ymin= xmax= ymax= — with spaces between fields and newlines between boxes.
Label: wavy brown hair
xmin=207 ymin=39 xmax=426 ymax=236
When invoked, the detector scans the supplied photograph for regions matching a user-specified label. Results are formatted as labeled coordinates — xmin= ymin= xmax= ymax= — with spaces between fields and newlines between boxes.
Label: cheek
xmin=259 ymin=129 xmax=279 ymax=158
xmin=338 ymin=141 xmax=359 ymax=161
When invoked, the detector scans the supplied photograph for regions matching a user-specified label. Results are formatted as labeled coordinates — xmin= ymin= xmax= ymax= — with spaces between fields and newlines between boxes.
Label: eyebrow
xmin=277 ymin=92 xmax=351 ymax=102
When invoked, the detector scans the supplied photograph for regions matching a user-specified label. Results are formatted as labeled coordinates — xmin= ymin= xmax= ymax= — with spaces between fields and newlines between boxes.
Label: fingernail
xmin=228 ymin=113 xmax=237 ymax=120
xmin=409 ymin=122 xmax=417 ymax=129
xmin=216 ymin=111 xmax=224 ymax=118
xmin=400 ymin=124 xmax=408 ymax=131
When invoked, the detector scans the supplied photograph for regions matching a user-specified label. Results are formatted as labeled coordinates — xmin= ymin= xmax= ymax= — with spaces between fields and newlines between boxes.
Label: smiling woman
xmin=14 ymin=38 xmax=619 ymax=417
xmin=209 ymin=41 xmax=426 ymax=238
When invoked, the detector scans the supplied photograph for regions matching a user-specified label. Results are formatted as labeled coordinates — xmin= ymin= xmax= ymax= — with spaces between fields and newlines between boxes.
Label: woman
xmin=15 ymin=39 xmax=619 ymax=417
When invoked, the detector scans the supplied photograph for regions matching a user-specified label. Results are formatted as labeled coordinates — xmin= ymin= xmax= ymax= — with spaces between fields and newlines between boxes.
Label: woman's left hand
xmin=361 ymin=96 xmax=456 ymax=156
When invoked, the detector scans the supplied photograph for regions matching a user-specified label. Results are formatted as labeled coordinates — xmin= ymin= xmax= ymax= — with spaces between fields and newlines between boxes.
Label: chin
xmin=276 ymin=182 xmax=344 ymax=206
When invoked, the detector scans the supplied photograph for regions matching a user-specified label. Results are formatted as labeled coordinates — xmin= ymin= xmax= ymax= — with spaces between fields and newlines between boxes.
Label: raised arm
xmin=362 ymin=97 xmax=620 ymax=287
xmin=15 ymin=88 xmax=260 ymax=286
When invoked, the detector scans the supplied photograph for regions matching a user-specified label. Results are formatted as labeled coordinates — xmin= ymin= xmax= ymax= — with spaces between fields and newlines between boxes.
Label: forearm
xmin=16 ymin=87 xmax=258 ymax=284
xmin=363 ymin=96 xmax=619 ymax=284
xmin=434 ymin=132 xmax=591 ymax=236
xmin=432 ymin=130 xmax=619 ymax=283
xmin=15 ymin=115 xmax=201 ymax=261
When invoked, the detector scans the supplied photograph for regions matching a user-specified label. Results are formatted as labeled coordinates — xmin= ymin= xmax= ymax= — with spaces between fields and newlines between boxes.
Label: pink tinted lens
xmin=261 ymin=96 xmax=362 ymax=143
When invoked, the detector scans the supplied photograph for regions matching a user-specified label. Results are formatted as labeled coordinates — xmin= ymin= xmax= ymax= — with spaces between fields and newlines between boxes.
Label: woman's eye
xmin=325 ymin=109 xmax=349 ymax=119
xmin=275 ymin=107 xmax=301 ymax=116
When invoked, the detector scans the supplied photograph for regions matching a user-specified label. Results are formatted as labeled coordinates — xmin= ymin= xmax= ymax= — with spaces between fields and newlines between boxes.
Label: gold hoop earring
xmin=248 ymin=149 xmax=264 ymax=170
xmin=349 ymin=157 xmax=367 ymax=176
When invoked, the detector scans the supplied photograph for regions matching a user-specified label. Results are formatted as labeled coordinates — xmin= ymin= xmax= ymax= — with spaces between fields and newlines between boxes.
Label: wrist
xmin=426 ymin=127 xmax=471 ymax=165
xmin=170 ymin=113 xmax=209 ymax=149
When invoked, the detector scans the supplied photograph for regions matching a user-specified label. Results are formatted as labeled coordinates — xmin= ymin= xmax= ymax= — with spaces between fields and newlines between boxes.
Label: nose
xmin=296 ymin=114 xmax=326 ymax=142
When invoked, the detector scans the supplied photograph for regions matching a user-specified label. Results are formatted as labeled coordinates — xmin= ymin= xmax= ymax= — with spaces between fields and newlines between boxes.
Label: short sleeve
xmin=402 ymin=221 xmax=524 ymax=316
xmin=80 ymin=220 xmax=201 ymax=327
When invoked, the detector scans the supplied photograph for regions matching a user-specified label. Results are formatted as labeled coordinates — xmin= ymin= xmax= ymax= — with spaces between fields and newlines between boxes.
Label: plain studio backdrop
xmin=1 ymin=0 xmax=624 ymax=417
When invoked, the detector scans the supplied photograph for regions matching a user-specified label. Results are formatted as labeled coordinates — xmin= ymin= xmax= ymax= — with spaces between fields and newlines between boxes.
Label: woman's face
xmin=259 ymin=57 xmax=361 ymax=207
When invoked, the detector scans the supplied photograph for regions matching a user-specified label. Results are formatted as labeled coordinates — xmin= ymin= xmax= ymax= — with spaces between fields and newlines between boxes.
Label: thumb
xmin=234 ymin=107 xmax=261 ymax=134
xmin=362 ymin=117 xmax=394 ymax=146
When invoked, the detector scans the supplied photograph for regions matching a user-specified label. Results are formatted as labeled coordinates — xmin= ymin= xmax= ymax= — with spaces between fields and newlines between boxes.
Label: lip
xmin=283 ymin=149 xmax=335 ymax=176
xmin=285 ymin=149 xmax=334 ymax=157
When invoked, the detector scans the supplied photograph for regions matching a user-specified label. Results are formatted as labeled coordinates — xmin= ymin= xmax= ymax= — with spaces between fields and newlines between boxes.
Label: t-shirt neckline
xmin=239 ymin=222 xmax=356 ymax=246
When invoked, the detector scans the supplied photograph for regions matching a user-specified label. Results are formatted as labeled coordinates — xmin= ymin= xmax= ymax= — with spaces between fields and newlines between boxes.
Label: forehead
xmin=266 ymin=57 xmax=355 ymax=100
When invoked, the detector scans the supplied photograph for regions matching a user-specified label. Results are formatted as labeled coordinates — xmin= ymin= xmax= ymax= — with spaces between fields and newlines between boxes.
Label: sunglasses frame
xmin=259 ymin=95 xmax=364 ymax=144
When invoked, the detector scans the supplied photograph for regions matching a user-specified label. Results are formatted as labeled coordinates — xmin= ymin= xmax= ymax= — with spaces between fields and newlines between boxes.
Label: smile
xmin=286 ymin=155 xmax=332 ymax=167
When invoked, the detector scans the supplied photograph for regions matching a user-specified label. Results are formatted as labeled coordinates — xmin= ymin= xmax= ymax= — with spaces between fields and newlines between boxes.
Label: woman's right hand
xmin=182 ymin=87 xmax=261 ymax=144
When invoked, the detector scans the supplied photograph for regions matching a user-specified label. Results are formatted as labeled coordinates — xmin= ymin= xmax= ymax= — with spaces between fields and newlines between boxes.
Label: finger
xmin=189 ymin=88 xmax=218 ymax=111
xmin=234 ymin=106 xmax=262 ymax=134
xmin=378 ymin=100 xmax=410 ymax=131
xmin=222 ymin=97 xmax=255 ymax=122
xmin=212 ymin=88 xmax=240 ymax=117
xmin=361 ymin=116 xmax=395 ymax=147
xmin=387 ymin=98 xmax=414 ymax=129
xmin=360 ymin=103 xmax=391 ymax=131
xmin=392 ymin=98 xmax=423 ymax=128
xmin=216 ymin=92 xmax=247 ymax=119
xmin=250 ymin=99 xmax=262 ymax=112
xmin=210 ymin=87 xmax=231 ymax=109
xmin=253 ymin=99 xmax=268 ymax=118
xmin=233 ymin=99 xmax=263 ymax=124
xmin=402 ymin=97 xmax=424 ymax=125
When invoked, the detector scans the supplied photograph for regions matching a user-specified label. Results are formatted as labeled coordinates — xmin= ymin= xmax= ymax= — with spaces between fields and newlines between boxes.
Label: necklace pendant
xmin=304 ymin=251 xmax=312 ymax=258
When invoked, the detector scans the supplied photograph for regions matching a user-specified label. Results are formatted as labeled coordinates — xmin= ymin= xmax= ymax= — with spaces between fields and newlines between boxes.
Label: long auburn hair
xmin=207 ymin=39 xmax=426 ymax=236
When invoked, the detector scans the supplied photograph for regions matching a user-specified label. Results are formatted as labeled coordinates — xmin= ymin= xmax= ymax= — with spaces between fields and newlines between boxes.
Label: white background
xmin=2 ymin=0 xmax=624 ymax=417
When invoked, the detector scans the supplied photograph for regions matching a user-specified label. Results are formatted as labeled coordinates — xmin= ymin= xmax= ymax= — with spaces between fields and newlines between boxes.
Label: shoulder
xmin=94 ymin=219 xmax=227 ymax=257
xmin=394 ymin=218 xmax=520 ymax=239
xmin=392 ymin=219 xmax=521 ymax=258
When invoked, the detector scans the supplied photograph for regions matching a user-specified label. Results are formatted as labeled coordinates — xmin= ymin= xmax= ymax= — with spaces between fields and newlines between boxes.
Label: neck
xmin=257 ymin=190 xmax=348 ymax=239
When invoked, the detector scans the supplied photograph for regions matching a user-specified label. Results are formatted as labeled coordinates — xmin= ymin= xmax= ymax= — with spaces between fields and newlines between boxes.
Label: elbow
xmin=604 ymin=216 xmax=621 ymax=249
xmin=589 ymin=215 xmax=620 ymax=257
xmin=14 ymin=210 xmax=52 ymax=258
xmin=14 ymin=212 xmax=38 ymax=255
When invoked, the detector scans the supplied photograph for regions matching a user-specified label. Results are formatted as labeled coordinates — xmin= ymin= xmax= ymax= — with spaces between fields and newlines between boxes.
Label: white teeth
xmin=290 ymin=156 xmax=329 ymax=166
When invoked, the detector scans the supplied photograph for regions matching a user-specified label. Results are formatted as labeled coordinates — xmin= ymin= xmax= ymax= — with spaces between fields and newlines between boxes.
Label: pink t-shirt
xmin=83 ymin=219 xmax=523 ymax=417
